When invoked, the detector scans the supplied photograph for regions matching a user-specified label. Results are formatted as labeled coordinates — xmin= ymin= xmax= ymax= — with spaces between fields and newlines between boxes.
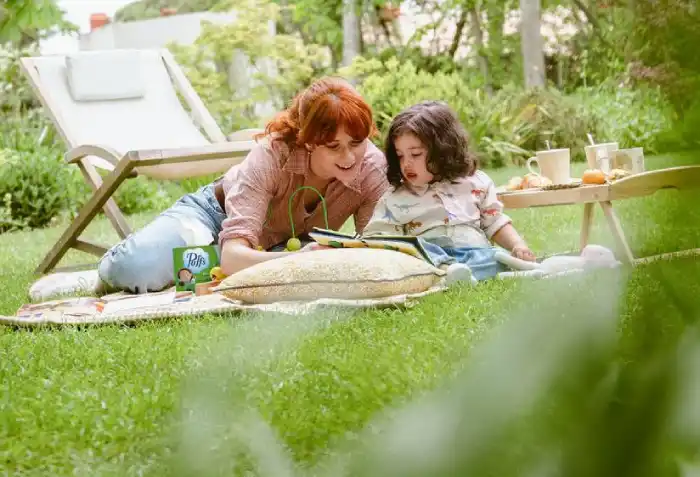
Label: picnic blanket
xmin=1 ymin=285 xmax=447 ymax=328
xmin=12 ymin=243 xmax=637 ymax=329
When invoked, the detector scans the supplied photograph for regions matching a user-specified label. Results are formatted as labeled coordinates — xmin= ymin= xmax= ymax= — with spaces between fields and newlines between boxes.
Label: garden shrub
xmin=0 ymin=114 xmax=184 ymax=230
xmin=659 ymin=95 xmax=700 ymax=152
xmin=0 ymin=112 xmax=58 ymax=152
xmin=573 ymin=82 xmax=676 ymax=154
xmin=343 ymin=56 xmax=676 ymax=167
xmin=471 ymin=85 xmax=600 ymax=165
xmin=341 ymin=57 xmax=479 ymax=133
xmin=0 ymin=147 xmax=86 ymax=231
xmin=112 ymin=176 xmax=180 ymax=216
xmin=0 ymin=45 xmax=42 ymax=114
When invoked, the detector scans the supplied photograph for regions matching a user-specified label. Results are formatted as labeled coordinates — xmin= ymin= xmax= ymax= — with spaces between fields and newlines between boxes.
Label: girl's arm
xmin=477 ymin=172 xmax=536 ymax=261
xmin=491 ymin=224 xmax=536 ymax=261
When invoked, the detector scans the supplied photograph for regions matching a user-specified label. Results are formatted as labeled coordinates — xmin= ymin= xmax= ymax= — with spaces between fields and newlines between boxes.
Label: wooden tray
xmin=497 ymin=178 xmax=583 ymax=195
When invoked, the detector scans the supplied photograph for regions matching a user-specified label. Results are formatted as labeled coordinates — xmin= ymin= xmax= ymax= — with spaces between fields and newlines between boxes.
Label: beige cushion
xmin=214 ymin=248 xmax=445 ymax=304
xmin=66 ymin=50 xmax=145 ymax=102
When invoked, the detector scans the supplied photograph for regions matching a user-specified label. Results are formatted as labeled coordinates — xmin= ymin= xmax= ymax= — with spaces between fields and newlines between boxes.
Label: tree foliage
xmin=0 ymin=1 xmax=76 ymax=113
xmin=168 ymin=0 xmax=330 ymax=132
xmin=0 ymin=0 xmax=76 ymax=47
xmin=114 ymin=0 xmax=221 ymax=22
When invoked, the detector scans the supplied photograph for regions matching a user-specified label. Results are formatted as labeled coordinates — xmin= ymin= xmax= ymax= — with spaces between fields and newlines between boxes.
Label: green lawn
xmin=1 ymin=153 xmax=700 ymax=476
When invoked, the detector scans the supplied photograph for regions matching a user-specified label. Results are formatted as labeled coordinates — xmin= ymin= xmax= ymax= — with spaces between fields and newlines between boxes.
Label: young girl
xmin=363 ymin=101 xmax=536 ymax=285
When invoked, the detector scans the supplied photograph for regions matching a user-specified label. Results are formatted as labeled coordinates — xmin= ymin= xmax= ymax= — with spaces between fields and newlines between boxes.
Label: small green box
xmin=172 ymin=245 xmax=221 ymax=292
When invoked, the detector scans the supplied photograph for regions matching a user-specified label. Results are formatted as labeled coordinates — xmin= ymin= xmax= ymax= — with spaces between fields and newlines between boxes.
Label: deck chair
xmin=20 ymin=48 xmax=262 ymax=275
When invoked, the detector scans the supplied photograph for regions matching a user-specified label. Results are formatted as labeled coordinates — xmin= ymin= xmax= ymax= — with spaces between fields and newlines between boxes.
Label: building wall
xmin=78 ymin=11 xmax=241 ymax=51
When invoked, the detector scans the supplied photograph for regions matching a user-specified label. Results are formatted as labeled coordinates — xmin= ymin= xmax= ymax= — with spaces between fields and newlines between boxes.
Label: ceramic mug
xmin=612 ymin=147 xmax=645 ymax=174
xmin=526 ymin=148 xmax=572 ymax=185
xmin=584 ymin=142 xmax=619 ymax=171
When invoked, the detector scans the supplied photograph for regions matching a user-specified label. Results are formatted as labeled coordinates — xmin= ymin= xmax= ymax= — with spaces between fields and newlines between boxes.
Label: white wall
xmin=78 ymin=11 xmax=240 ymax=51
xmin=41 ymin=0 xmax=134 ymax=55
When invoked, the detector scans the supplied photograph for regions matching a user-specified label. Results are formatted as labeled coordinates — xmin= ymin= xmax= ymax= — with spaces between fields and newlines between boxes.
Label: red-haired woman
xmin=81 ymin=77 xmax=389 ymax=294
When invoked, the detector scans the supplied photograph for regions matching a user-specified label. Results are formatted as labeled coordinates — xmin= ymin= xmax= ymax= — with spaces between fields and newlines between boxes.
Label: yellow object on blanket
xmin=213 ymin=248 xmax=445 ymax=304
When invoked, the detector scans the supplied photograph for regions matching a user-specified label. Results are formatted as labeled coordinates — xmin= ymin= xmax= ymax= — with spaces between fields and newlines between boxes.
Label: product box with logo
xmin=172 ymin=245 xmax=222 ymax=295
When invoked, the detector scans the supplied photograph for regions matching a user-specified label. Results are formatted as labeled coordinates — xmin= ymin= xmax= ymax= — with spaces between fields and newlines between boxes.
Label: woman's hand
xmin=300 ymin=242 xmax=332 ymax=252
xmin=221 ymin=238 xmax=289 ymax=276
xmin=511 ymin=245 xmax=536 ymax=262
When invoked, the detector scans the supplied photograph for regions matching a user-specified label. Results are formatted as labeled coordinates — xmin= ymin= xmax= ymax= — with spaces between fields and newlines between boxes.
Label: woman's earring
xmin=306 ymin=145 xmax=313 ymax=161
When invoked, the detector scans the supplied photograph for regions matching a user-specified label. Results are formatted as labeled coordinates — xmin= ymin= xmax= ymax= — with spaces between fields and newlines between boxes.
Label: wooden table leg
xmin=599 ymin=201 xmax=635 ymax=264
xmin=580 ymin=202 xmax=594 ymax=252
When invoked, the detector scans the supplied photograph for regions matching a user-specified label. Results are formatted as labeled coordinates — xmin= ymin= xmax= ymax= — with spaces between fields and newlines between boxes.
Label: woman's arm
xmin=217 ymin=142 xmax=286 ymax=274
xmin=220 ymin=238 xmax=291 ymax=276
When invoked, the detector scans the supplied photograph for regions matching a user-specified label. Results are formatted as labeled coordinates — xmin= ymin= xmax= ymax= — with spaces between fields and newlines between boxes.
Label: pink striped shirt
xmin=219 ymin=137 xmax=389 ymax=250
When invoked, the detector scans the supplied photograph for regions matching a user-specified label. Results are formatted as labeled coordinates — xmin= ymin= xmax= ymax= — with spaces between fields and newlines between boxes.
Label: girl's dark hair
xmin=385 ymin=101 xmax=478 ymax=188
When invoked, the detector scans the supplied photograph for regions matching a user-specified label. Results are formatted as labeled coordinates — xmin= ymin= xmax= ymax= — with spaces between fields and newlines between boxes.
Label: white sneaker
xmin=444 ymin=263 xmax=478 ymax=286
xmin=29 ymin=269 xmax=104 ymax=302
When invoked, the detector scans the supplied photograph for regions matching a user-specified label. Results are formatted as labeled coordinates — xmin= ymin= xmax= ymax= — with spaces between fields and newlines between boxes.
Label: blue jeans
xmin=98 ymin=183 xmax=226 ymax=293
xmin=418 ymin=238 xmax=506 ymax=281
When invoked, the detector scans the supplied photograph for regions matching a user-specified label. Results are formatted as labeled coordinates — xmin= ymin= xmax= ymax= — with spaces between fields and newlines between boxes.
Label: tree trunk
xmin=519 ymin=0 xmax=546 ymax=88
xmin=358 ymin=3 xmax=365 ymax=55
xmin=390 ymin=7 xmax=403 ymax=45
xmin=376 ymin=4 xmax=402 ymax=47
xmin=449 ymin=7 xmax=469 ymax=59
xmin=342 ymin=0 xmax=361 ymax=67
xmin=277 ymin=0 xmax=296 ymax=35
xmin=469 ymin=7 xmax=493 ymax=96
xmin=486 ymin=0 xmax=507 ymax=90
xmin=571 ymin=0 xmax=611 ymax=48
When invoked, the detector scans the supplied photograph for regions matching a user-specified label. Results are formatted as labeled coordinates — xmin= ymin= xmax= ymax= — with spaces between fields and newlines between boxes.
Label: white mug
xmin=612 ymin=147 xmax=645 ymax=174
xmin=584 ymin=142 xmax=619 ymax=170
xmin=526 ymin=148 xmax=572 ymax=185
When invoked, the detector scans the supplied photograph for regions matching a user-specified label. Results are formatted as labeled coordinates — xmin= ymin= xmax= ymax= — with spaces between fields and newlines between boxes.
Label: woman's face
xmin=308 ymin=126 xmax=368 ymax=182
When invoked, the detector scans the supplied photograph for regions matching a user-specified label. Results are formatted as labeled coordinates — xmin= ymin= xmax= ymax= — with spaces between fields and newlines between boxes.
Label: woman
xmin=35 ymin=77 xmax=389 ymax=298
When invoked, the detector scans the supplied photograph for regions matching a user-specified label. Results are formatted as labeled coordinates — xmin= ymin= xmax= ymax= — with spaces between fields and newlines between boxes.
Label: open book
xmin=308 ymin=227 xmax=439 ymax=267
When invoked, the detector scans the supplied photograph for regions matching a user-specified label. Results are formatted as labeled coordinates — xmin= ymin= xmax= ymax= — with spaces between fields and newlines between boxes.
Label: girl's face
xmin=308 ymin=126 xmax=368 ymax=183
xmin=395 ymin=133 xmax=433 ymax=187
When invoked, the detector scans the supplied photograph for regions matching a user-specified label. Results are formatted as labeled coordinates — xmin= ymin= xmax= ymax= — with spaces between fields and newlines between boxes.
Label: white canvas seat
xmin=20 ymin=48 xmax=262 ymax=274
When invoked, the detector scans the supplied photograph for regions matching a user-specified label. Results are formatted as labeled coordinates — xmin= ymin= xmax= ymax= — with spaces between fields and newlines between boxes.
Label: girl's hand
xmin=512 ymin=245 xmax=536 ymax=262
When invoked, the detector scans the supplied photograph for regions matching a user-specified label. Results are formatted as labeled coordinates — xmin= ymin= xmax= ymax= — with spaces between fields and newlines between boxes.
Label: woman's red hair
xmin=259 ymin=77 xmax=378 ymax=150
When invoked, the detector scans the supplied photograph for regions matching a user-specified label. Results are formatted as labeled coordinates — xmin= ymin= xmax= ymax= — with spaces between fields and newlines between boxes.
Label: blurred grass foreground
xmin=171 ymin=255 xmax=700 ymax=477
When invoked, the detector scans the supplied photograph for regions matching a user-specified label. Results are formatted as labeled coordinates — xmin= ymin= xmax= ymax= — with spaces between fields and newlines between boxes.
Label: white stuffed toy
xmin=495 ymin=244 xmax=622 ymax=280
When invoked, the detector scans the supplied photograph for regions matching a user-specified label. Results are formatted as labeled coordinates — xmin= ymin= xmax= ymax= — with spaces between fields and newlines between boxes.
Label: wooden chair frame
xmin=20 ymin=49 xmax=258 ymax=275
